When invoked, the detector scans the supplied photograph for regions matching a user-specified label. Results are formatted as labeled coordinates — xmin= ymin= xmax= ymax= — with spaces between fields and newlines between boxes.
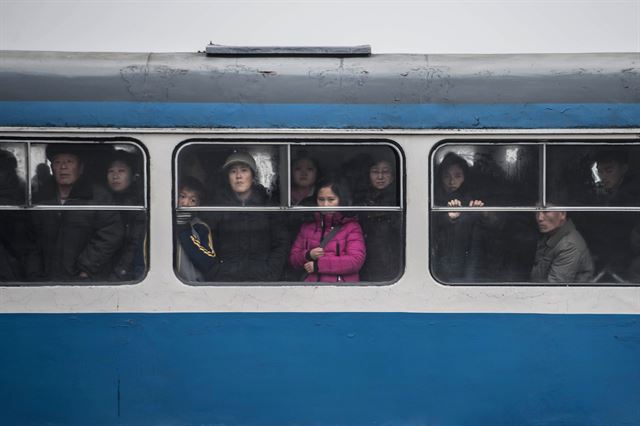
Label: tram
xmin=0 ymin=47 xmax=639 ymax=425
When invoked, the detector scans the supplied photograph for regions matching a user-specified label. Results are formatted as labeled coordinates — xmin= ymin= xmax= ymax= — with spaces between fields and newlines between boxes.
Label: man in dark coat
xmin=31 ymin=145 xmax=124 ymax=281
xmin=530 ymin=210 xmax=594 ymax=283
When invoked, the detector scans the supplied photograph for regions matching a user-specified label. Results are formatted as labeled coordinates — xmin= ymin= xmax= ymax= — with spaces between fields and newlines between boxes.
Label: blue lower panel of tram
xmin=1 ymin=313 xmax=638 ymax=425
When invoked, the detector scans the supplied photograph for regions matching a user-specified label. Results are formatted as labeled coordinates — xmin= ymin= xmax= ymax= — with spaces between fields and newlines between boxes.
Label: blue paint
xmin=1 ymin=101 xmax=639 ymax=129
xmin=0 ymin=313 xmax=638 ymax=425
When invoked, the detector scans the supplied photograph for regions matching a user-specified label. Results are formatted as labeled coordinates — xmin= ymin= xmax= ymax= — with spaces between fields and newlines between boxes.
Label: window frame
xmin=173 ymin=138 xmax=406 ymax=286
xmin=0 ymin=136 xmax=150 ymax=286
xmin=429 ymin=138 xmax=640 ymax=287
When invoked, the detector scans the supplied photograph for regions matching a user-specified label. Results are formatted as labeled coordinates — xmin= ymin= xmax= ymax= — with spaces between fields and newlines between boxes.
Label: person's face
xmin=535 ymin=211 xmax=567 ymax=234
xmin=51 ymin=153 xmax=83 ymax=186
xmin=107 ymin=160 xmax=132 ymax=193
xmin=317 ymin=186 xmax=340 ymax=207
xmin=597 ymin=160 xmax=628 ymax=190
xmin=228 ymin=163 xmax=253 ymax=196
xmin=442 ymin=164 xmax=465 ymax=194
xmin=370 ymin=160 xmax=393 ymax=190
xmin=178 ymin=188 xmax=201 ymax=207
xmin=292 ymin=159 xmax=317 ymax=188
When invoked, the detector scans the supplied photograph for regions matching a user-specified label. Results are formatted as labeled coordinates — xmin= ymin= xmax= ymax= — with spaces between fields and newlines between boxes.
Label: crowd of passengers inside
xmin=431 ymin=148 xmax=640 ymax=284
xmin=174 ymin=149 xmax=401 ymax=283
xmin=0 ymin=144 xmax=146 ymax=282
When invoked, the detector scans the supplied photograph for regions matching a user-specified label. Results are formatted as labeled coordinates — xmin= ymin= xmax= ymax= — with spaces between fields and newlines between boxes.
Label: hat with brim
xmin=45 ymin=144 xmax=86 ymax=163
xmin=222 ymin=151 xmax=257 ymax=174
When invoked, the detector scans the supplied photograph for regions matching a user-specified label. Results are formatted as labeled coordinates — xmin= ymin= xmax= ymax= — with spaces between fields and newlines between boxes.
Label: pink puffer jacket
xmin=289 ymin=212 xmax=366 ymax=283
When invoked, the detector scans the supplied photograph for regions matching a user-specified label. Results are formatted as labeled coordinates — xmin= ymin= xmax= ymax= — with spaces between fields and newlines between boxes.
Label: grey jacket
xmin=530 ymin=219 xmax=594 ymax=283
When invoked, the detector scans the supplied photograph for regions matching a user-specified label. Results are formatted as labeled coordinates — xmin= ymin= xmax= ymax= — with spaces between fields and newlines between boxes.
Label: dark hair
xmin=292 ymin=154 xmax=320 ymax=172
xmin=107 ymin=150 xmax=139 ymax=174
xmin=45 ymin=144 xmax=86 ymax=163
xmin=594 ymin=149 xmax=629 ymax=166
xmin=292 ymin=154 xmax=321 ymax=187
xmin=439 ymin=152 xmax=470 ymax=178
xmin=179 ymin=176 xmax=206 ymax=200
xmin=367 ymin=149 xmax=396 ymax=172
xmin=0 ymin=149 xmax=18 ymax=172
xmin=435 ymin=153 xmax=471 ymax=202
xmin=315 ymin=177 xmax=352 ymax=206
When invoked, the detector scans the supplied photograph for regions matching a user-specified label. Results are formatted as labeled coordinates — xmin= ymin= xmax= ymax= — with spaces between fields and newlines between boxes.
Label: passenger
xmin=31 ymin=163 xmax=53 ymax=201
xmin=205 ymin=151 xmax=289 ymax=281
xmin=0 ymin=148 xmax=24 ymax=204
xmin=106 ymin=150 xmax=147 ymax=280
xmin=579 ymin=149 xmax=639 ymax=281
xmin=356 ymin=154 xmax=401 ymax=281
xmin=291 ymin=154 xmax=320 ymax=206
xmin=175 ymin=176 xmax=216 ymax=282
xmin=0 ymin=149 xmax=39 ymax=281
xmin=289 ymin=178 xmax=366 ymax=283
xmin=594 ymin=149 xmax=640 ymax=205
xmin=431 ymin=153 xmax=497 ymax=282
xmin=31 ymin=144 xmax=124 ymax=281
xmin=530 ymin=210 xmax=594 ymax=283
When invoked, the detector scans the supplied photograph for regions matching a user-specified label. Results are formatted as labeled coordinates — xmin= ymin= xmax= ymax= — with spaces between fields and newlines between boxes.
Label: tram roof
xmin=1 ymin=51 xmax=638 ymax=104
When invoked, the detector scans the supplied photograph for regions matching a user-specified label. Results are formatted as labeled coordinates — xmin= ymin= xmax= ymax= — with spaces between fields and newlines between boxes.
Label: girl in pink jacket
xmin=289 ymin=179 xmax=366 ymax=283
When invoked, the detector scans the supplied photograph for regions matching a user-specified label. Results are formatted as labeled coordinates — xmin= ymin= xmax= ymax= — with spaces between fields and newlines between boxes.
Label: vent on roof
xmin=205 ymin=44 xmax=371 ymax=57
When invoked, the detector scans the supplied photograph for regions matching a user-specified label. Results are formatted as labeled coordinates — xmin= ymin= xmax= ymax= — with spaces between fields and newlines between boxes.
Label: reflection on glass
xmin=175 ymin=143 xmax=403 ymax=285
xmin=434 ymin=145 xmax=539 ymax=207
xmin=0 ymin=143 xmax=27 ymax=205
xmin=547 ymin=145 xmax=640 ymax=207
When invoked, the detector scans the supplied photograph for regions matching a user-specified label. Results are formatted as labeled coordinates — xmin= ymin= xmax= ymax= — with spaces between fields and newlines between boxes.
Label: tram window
xmin=430 ymin=141 xmax=640 ymax=285
xmin=546 ymin=145 xmax=640 ymax=206
xmin=0 ymin=140 xmax=148 ymax=285
xmin=174 ymin=141 xmax=404 ymax=285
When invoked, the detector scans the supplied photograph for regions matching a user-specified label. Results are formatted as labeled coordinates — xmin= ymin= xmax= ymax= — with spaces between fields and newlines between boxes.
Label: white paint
xmin=1 ymin=1 xmax=638 ymax=54
xmin=0 ymin=128 xmax=639 ymax=314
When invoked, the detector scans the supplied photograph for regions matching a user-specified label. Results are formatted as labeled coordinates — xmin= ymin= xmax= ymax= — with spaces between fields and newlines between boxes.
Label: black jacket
xmin=111 ymin=188 xmax=147 ymax=280
xmin=204 ymin=184 xmax=289 ymax=282
xmin=357 ymin=186 xmax=402 ymax=282
xmin=31 ymin=180 xmax=124 ymax=281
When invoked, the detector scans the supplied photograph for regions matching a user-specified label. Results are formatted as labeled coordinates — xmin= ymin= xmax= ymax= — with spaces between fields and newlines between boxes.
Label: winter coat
xmin=204 ymin=184 xmax=289 ymax=282
xmin=289 ymin=212 xmax=366 ymax=283
xmin=110 ymin=188 xmax=147 ymax=280
xmin=431 ymin=188 xmax=499 ymax=282
xmin=30 ymin=180 xmax=124 ymax=281
xmin=530 ymin=219 xmax=594 ymax=283
xmin=176 ymin=216 xmax=216 ymax=282
xmin=357 ymin=186 xmax=401 ymax=282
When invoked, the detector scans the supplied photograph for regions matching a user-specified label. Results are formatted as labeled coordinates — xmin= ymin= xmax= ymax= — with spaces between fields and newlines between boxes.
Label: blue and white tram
xmin=0 ymin=48 xmax=639 ymax=425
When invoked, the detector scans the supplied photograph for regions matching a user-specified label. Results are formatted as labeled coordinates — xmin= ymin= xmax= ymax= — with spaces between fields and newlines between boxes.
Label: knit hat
xmin=222 ymin=151 xmax=257 ymax=174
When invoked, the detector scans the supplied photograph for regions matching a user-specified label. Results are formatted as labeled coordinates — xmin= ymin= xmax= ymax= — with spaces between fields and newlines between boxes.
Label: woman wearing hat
xmin=204 ymin=151 xmax=289 ymax=282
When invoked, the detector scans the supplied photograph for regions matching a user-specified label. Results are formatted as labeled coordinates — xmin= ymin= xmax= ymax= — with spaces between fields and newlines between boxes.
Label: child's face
xmin=179 ymin=188 xmax=201 ymax=207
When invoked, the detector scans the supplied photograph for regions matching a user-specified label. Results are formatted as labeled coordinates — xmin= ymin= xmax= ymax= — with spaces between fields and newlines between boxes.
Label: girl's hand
xmin=447 ymin=199 xmax=462 ymax=220
xmin=304 ymin=261 xmax=315 ymax=273
xmin=309 ymin=247 xmax=324 ymax=260
xmin=469 ymin=200 xmax=484 ymax=207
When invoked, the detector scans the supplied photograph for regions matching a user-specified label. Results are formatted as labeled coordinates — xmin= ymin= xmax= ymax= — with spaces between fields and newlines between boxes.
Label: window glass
xmin=430 ymin=141 xmax=640 ymax=285
xmin=547 ymin=145 xmax=640 ymax=206
xmin=0 ymin=143 xmax=27 ymax=206
xmin=0 ymin=139 xmax=148 ymax=285
xmin=433 ymin=144 xmax=539 ymax=207
xmin=174 ymin=141 xmax=403 ymax=285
